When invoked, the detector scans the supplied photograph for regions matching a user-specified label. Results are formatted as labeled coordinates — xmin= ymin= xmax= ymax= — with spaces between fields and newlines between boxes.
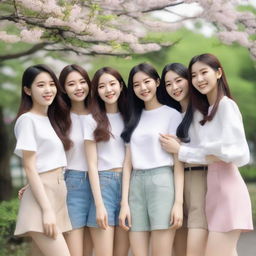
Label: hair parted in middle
xmin=89 ymin=66 xmax=129 ymax=142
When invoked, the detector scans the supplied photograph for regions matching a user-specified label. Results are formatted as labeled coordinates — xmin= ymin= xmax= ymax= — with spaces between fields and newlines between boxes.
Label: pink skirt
xmin=206 ymin=161 xmax=253 ymax=232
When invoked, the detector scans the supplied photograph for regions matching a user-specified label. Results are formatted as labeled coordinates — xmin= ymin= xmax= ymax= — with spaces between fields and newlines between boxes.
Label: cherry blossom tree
xmin=0 ymin=0 xmax=255 ymax=61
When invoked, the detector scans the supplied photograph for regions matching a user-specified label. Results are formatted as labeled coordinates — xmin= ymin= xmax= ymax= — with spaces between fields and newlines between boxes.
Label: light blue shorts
xmin=129 ymin=166 xmax=174 ymax=231
xmin=64 ymin=169 xmax=92 ymax=229
xmin=87 ymin=171 xmax=122 ymax=227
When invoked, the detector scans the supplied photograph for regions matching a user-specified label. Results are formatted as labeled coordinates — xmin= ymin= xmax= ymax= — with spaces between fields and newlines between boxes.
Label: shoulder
xmin=163 ymin=105 xmax=182 ymax=119
xmin=218 ymin=96 xmax=241 ymax=117
xmin=80 ymin=113 xmax=97 ymax=128
xmin=15 ymin=112 xmax=35 ymax=128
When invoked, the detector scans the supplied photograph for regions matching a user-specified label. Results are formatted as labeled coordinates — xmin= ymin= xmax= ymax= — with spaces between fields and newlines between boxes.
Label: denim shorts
xmin=87 ymin=171 xmax=122 ymax=227
xmin=64 ymin=169 xmax=92 ymax=229
xmin=129 ymin=166 xmax=174 ymax=232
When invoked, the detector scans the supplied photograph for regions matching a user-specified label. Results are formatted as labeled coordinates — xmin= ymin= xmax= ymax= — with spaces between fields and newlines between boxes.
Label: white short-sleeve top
xmin=178 ymin=96 xmax=250 ymax=167
xmin=130 ymin=105 xmax=182 ymax=169
xmin=65 ymin=112 xmax=88 ymax=172
xmin=14 ymin=112 xmax=67 ymax=173
xmin=81 ymin=113 xmax=125 ymax=171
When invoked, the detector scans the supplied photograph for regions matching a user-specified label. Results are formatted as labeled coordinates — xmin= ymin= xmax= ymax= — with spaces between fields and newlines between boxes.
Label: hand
xmin=159 ymin=134 xmax=181 ymax=154
xmin=18 ymin=184 xmax=29 ymax=200
xmin=96 ymin=204 xmax=108 ymax=230
xmin=42 ymin=209 xmax=58 ymax=239
xmin=170 ymin=202 xmax=183 ymax=229
xmin=119 ymin=203 xmax=131 ymax=231
xmin=206 ymin=155 xmax=220 ymax=164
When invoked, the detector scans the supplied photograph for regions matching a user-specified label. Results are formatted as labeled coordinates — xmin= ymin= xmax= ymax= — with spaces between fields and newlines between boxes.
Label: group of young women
xmin=14 ymin=53 xmax=253 ymax=256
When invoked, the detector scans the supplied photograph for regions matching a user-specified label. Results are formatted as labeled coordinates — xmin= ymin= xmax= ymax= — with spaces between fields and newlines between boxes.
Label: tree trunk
xmin=0 ymin=106 xmax=12 ymax=201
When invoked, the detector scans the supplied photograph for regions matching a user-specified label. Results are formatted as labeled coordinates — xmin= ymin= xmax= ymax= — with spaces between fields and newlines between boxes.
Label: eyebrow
xmin=99 ymin=79 xmax=117 ymax=85
xmin=192 ymin=68 xmax=208 ymax=73
xmin=133 ymin=76 xmax=151 ymax=84
xmin=36 ymin=80 xmax=54 ymax=84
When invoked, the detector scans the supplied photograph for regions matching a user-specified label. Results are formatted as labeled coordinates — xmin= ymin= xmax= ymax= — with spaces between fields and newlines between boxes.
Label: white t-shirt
xmin=130 ymin=105 xmax=182 ymax=169
xmin=81 ymin=113 xmax=125 ymax=171
xmin=65 ymin=112 xmax=88 ymax=172
xmin=178 ymin=96 xmax=250 ymax=167
xmin=14 ymin=112 xmax=67 ymax=173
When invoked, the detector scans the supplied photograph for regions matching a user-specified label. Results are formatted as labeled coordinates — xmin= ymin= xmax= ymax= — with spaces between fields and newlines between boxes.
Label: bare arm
xmin=84 ymin=140 xmax=108 ymax=229
xmin=119 ymin=145 xmax=132 ymax=231
xmin=22 ymin=150 xmax=57 ymax=239
xmin=170 ymin=154 xmax=184 ymax=229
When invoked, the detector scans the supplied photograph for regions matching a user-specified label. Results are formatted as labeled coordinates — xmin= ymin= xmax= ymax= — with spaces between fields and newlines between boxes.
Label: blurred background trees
xmin=0 ymin=0 xmax=255 ymax=200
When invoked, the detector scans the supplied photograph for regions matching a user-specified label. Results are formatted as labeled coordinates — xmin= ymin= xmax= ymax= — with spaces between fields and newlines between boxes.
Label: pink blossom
xmin=0 ymin=31 xmax=20 ymax=43
xmin=20 ymin=29 xmax=43 ymax=43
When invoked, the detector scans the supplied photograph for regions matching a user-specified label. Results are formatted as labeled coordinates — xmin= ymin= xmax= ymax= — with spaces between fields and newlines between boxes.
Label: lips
xmin=43 ymin=95 xmax=53 ymax=101
xmin=173 ymin=90 xmax=182 ymax=97
xmin=140 ymin=91 xmax=150 ymax=97
xmin=105 ymin=93 xmax=115 ymax=99
xmin=74 ymin=91 xmax=84 ymax=97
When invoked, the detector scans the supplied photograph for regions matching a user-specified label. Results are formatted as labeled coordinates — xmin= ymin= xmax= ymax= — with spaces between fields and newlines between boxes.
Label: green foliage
xmin=237 ymin=5 xmax=256 ymax=15
xmin=240 ymin=166 xmax=256 ymax=183
xmin=247 ymin=183 xmax=256 ymax=225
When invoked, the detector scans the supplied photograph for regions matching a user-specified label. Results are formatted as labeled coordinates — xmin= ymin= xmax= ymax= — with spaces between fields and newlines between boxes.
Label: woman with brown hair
xmin=14 ymin=64 xmax=72 ymax=256
xmin=81 ymin=67 xmax=130 ymax=256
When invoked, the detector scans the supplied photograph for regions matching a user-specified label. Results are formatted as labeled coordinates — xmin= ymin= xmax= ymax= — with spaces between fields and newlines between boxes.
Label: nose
xmin=172 ymin=83 xmax=178 ymax=90
xmin=197 ymin=74 xmax=204 ymax=82
xmin=44 ymin=84 xmax=52 ymax=93
xmin=140 ymin=83 xmax=147 ymax=91
xmin=106 ymin=84 xmax=112 ymax=92
xmin=76 ymin=82 xmax=82 ymax=90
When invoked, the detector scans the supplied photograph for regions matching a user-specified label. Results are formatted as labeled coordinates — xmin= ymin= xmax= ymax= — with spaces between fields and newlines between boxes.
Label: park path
xmin=237 ymin=230 xmax=256 ymax=256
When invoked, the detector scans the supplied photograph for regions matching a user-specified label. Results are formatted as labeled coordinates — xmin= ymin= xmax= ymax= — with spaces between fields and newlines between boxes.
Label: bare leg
xmin=64 ymin=228 xmax=84 ymax=256
xmin=30 ymin=240 xmax=44 ymax=256
xmin=205 ymin=230 xmax=241 ymax=256
xmin=129 ymin=231 xmax=150 ymax=256
xmin=83 ymin=227 xmax=93 ymax=256
xmin=89 ymin=227 xmax=115 ymax=256
xmin=151 ymin=229 xmax=176 ymax=256
xmin=114 ymin=226 xmax=130 ymax=256
xmin=30 ymin=232 xmax=70 ymax=256
xmin=173 ymin=227 xmax=187 ymax=256
xmin=186 ymin=228 xmax=208 ymax=256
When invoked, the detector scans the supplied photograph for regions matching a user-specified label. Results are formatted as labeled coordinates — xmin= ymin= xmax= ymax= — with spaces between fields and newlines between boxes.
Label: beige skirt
xmin=14 ymin=168 xmax=72 ymax=236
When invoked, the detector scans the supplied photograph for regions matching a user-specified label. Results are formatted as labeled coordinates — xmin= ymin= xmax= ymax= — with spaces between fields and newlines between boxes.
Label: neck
xmin=71 ymin=101 xmax=88 ymax=114
xmin=144 ymin=97 xmax=162 ymax=110
xmin=207 ymin=86 xmax=218 ymax=106
xmin=180 ymin=98 xmax=189 ymax=113
xmin=105 ymin=102 xmax=118 ymax=113
xmin=30 ymin=104 xmax=48 ymax=116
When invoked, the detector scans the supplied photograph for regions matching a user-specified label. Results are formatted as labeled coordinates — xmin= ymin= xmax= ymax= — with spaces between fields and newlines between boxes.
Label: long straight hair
xmin=121 ymin=63 xmax=162 ymax=143
xmin=160 ymin=62 xmax=192 ymax=142
xmin=188 ymin=53 xmax=232 ymax=125
xmin=89 ymin=67 xmax=129 ymax=142
xmin=16 ymin=64 xmax=72 ymax=150
xmin=59 ymin=64 xmax=91 ymax=110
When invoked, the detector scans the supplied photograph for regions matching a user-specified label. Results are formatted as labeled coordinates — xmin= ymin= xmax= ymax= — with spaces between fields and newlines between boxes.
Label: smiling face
xmin=191 ymin=61 xmax=222 ymax=100
xmin=165 ymin=70 xmax=189 ymax=103
xmin=64 ymin=71 xmax=89 ymax=103
xmin=24 ymin=72 xmax=57 ymax=110
xmin=132 ymin=71 xmax=159 ymax=104
xmin=97 ymin=73 xmax=122 ymax=106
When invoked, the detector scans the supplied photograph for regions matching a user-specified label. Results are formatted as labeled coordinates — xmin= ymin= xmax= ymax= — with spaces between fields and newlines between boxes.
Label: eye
xmin=98 ymin=85 xmax=105 ymax=89
xmin=202 ymin=71 xmax=208 ymax=74
xmin=165 ymin=83 xmax=172 ymax=87
xmin=50 ymin=82 xmax=56 ymax=87
xmin=176 ymin=79 xmax=182 ymax=83
xmin=145 ymin=79 xmax=151 ymax=84
xmin=133 ymin=83 xmax=139 ymax=88
xmin=37 ymin=83 xmax=44 ymax=87
xmin=67 ymin=82 xmax=74 ymax=86
xmin=81 ymin=80 xmax=86 ymax=84
xmin=110 ymin=82 xmax=116 ymax=86
xmin=191 ymin=74 xmax=196 ymax=78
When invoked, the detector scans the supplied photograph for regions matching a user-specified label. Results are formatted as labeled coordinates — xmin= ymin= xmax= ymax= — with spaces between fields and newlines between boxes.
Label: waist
xmin=184 ymin=165 xmax=208 ymax=172
xmin=133 ymin=165 xmax=172 ymax=175
xmin=99 ymin=167 xmax=122 ymax=173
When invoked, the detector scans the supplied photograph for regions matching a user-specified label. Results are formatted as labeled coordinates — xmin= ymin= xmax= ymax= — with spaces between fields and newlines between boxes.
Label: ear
xmin=216 ymin=68 xmax=222 ymax=79
xmin=156 ymin=79 xmax=160 ymax=87
xmin=24 ymin=86 xmax=31 ymax=96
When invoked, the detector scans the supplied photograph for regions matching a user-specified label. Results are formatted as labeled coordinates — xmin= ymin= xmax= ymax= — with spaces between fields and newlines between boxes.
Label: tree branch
xmin=0 ymin=42 xmax=50 ymax=62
